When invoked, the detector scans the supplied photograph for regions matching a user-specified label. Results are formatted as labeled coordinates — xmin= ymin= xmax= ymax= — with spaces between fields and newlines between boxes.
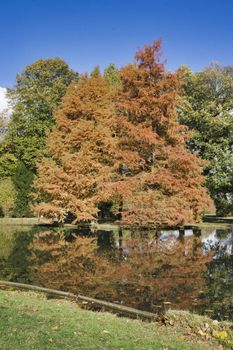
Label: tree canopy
xmin=34 ymin=41 xmax=214 ymax=226
xmin=34 ymin=73 xmax=117 ymax=222
xmin=3 ymin=58 xmax=77 ymax=170
xmin=180 ymin=64 xmax=233 ymax=215
xmin=0 ymin=58 xmax=77 ymax=217
xmin=109 ymin=41 xmax=214 ymax=226
xmin=104 ymin=63 xmax=120 ymax=86
xmin=0 ymin=178 xmax=17 ymax=217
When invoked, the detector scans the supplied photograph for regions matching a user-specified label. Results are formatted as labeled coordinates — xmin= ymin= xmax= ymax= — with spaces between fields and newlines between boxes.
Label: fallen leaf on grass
xmin=212 ymin=330 xmax=228 ymax=340
xmin=185 ymin=327 xmax=193 ymax=335
xmin=31 ymin=307 xmax=39 ymax=312
xmin=197 ymin=329 xmax=207 ymax=337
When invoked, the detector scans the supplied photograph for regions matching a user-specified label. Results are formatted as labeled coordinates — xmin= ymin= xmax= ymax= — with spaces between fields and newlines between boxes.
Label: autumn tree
xmin=34 ymin=41 xmax=213 ymax=226
xmin=33 ymin=72 xmax=117 ymax=222
xmin=111 ymin=40 xmax=214 ymax=226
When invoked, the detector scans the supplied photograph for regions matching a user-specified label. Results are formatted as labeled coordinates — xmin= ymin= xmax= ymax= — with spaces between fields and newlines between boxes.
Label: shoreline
xmin=0 ymin=289 xmax=231 ymax=349
xmin=1 ymin=217 xmax=233 ymax=230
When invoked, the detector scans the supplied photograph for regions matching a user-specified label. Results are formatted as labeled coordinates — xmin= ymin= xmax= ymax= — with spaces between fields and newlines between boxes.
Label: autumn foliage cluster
xmin=34 ymin=41 xmax=214 ymax=226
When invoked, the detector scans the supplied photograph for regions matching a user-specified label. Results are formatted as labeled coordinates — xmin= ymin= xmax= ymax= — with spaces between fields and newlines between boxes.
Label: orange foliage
xmin=110 ymin=40 xmax=214 ymax=226
xmin=34 ymin=73 xmax=118 ymax=222
xmin=34 ymin=40 xmax=214 ymax=226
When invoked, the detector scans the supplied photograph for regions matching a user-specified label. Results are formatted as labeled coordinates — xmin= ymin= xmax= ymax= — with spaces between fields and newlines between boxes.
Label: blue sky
xmin=0 ymin=0 xmax=233 ymax=87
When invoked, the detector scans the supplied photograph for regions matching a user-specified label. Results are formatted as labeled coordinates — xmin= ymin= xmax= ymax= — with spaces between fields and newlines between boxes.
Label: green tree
xmin=0 ymin=178 xmax=17 ymax=217
xmin=0 ymin=109 xmax=16 ymax=177
xmin=0 ymin=109 xmax=9 ymax=142
xmin=12 ymin=162 xmax=34 ymax=217
xmin=180 ymin=64 xmax=233 ymax=215
xmin=91 ymin=66 xmax=102 ymax=78
xmin=5 ymin=58 xmax=77 ymax=170
xmin=0 ymin=58 xmax=77 ymax=217
xmin=0 ymin=152 xmax=17 ymax=178
xmin=104 ymin=64 xmax=120 ymax=86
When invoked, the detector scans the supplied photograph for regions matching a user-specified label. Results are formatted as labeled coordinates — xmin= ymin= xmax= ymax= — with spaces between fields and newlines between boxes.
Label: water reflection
xmin=198 ymin=229 xmax=233 ymax=320
xmin=0 ymin=225 xmax=35 ymax=282
xmin=29 ymin=228 xmax=212 ymax=312
xmin=0 ymin=225 xmax=233 ymax=321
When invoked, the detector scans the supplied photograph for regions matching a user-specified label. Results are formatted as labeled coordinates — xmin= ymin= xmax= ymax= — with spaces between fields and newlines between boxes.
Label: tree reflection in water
xmin=1 ymin=225 xmax=232 ymax=320
xmin=0 ymin=225 xmax=36 ymax=282
xmin=198 ymin=229 xmax=233 ymax=321
xmin=29 ymin=228 xmax=214 ymax=314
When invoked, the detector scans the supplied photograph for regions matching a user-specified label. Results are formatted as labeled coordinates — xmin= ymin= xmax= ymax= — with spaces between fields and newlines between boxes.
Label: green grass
xmin=0 ymin=290 xmax=231 ymax=350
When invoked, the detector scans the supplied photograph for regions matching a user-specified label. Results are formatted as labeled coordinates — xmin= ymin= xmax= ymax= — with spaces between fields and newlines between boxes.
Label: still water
xmin=0 ymin=224 xmax=233 ymax=321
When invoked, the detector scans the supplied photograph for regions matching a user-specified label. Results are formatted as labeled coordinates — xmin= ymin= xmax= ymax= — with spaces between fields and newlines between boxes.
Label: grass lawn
xmin=0 ymin=290 xmax=232 ymax=350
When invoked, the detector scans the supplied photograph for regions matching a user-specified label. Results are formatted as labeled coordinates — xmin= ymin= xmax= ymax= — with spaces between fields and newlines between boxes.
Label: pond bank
xmin=0 ymin=280 xmax=157 ymax=321
xmin=0 ymin=289 xmax=232 ymax=350
xmin=203 ymin=215 xmax=233 ymax=224
xmin=0 ymin=217 xmax=51 ymax=226
xmin=1 ymin=216 xmax=233 ymax=228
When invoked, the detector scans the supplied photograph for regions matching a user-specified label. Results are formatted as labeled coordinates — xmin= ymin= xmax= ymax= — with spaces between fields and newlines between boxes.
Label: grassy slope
xmin=0 ymin=290 xmax=230 ymax=350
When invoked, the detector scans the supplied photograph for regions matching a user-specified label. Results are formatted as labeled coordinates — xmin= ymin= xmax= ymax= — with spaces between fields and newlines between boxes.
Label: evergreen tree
xmin=104 ymin=64 xmax=120 ymax=86
xmin=0 ymin=178 xmax=17 ymax=217
xmin=12 ymin=162 xmax=34 ymax=217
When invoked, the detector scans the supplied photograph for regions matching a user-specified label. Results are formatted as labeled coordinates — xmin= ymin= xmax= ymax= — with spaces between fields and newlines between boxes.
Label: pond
xmin=0 ymin=223 xmax=233 ymax=321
